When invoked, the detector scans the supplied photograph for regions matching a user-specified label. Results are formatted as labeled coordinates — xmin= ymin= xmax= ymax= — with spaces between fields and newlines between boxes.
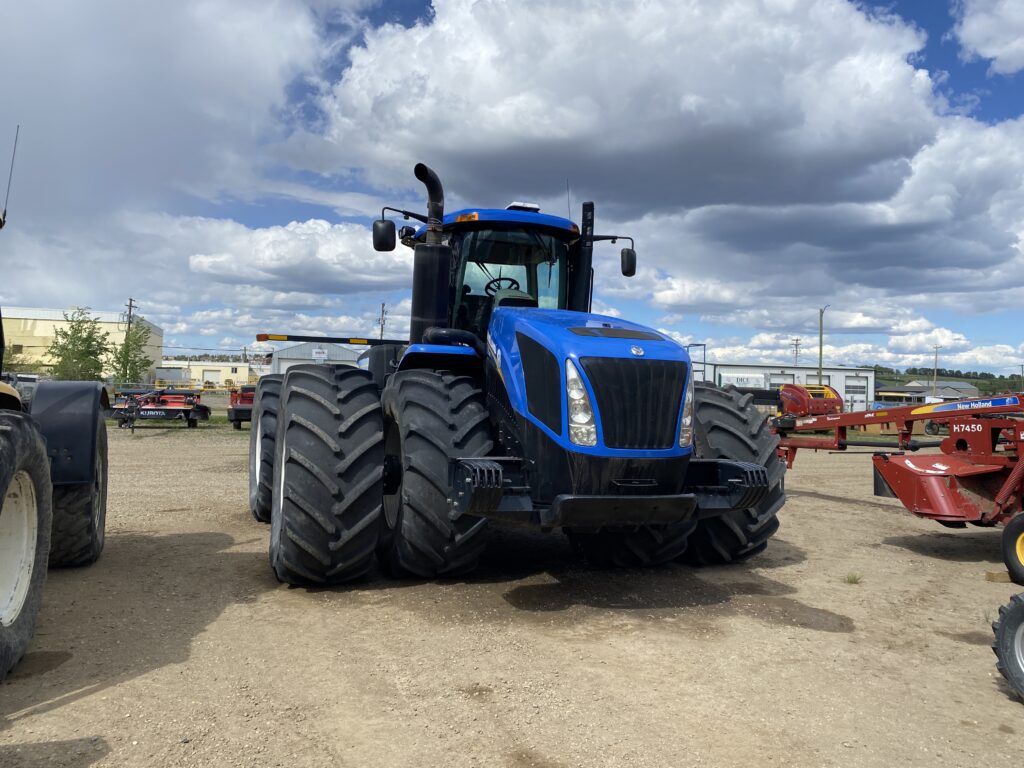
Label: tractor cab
xmin=434 ymin=214 xmax=574 ymax=339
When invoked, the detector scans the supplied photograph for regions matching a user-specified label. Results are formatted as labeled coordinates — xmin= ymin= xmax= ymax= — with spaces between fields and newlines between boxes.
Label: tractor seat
xmin=493 ymin=289 xmax=538 ymax=309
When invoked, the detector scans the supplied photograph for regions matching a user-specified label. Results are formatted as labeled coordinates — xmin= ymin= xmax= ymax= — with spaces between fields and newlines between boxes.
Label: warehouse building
xmin=156 ymin=360 xmax=252 ymax=388
xmin=270 ymin=342 xmax=360 ymax=374
xmin=1 ymin=306 xmax=164 ymax=380
xmin=702 ymin=362 xmax=876 ymax=412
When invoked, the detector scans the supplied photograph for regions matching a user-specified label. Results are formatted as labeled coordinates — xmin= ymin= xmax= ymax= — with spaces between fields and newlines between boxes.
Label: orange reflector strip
xmin=348 ymin=338 xmax=369 ymax=345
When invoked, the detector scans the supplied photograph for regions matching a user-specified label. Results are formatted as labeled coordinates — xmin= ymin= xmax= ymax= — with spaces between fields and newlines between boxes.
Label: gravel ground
xmin=1 ymin=423 xmax=1022 ymax=767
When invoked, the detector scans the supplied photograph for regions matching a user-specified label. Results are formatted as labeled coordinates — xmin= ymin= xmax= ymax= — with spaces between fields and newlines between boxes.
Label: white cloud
xmin=311 ymin=0 xmax=938 ymax=215
xmin=954 ymin=0 xmax=1024 ymax=75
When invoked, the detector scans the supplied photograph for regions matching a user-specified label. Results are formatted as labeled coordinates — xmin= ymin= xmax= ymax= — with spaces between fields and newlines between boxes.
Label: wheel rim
xmin=94 ymin=447 xmax=106 ymax=550
xmin=1016 ymin=532 xmax=1024 ymax=571
xmin=0 ymin=471 xmax=38 ymax=627
xmin=1015 ymin=620 xmax=1024 ymax=673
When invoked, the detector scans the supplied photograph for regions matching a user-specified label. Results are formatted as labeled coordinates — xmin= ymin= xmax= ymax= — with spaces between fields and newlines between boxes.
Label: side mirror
xmin=373 ymin=219 xmax=396 ymax=251
xmin=620 ymin=248 xmax=636 ymax=277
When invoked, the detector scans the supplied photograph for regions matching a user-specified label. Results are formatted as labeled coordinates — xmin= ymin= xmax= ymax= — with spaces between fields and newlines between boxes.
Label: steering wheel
xmin=484 ymin=276 xmax=521 ymax=296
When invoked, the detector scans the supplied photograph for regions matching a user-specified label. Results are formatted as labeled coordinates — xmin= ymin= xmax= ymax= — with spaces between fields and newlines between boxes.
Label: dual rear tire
xmin=249 ymin=375 xmax=283 ymax=523
xmin=259 ymin=367 xmax=493 ymax=584
xmin=268 ymin=366 xmax=384 ymax=584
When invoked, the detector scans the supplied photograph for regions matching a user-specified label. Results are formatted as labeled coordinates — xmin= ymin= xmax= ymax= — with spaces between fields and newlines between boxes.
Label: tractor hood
xmin=487 ymin=307 xmax=692 ymax=457
xmin=489 ymin=307 xmax=689 ymax=366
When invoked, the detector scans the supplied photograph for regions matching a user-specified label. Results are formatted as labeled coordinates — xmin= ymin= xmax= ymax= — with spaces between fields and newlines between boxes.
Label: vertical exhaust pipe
xmin=409 ymin=163 xmax=451 ymax=344
xmin=414 ymin=163 xmax=445 ymax=246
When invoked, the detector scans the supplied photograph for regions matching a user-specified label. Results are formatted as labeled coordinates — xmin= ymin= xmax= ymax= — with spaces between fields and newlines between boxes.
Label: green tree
xmin=109 ymin=322 xmax=154 ymax=384
xmin=1 ymin=345 xmax=34 ymax=373
xmin=48 ymin=308 xmax=110 ymax=381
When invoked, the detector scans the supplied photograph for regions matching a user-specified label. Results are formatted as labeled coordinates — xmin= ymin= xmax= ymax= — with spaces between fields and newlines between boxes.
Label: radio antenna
xmin=1 ymin=124 xmax=20 ymax=230
xmin=565 ymin=177 xmax=571 ymax=219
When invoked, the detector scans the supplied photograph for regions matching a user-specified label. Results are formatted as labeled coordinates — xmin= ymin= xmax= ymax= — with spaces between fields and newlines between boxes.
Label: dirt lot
xmin=1 ymin=423 xmax=1022 ymax=767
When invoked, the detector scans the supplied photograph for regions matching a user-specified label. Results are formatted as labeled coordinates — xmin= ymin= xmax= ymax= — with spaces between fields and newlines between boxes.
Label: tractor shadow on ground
xmin=787 ymin=489 xmax=906 ymax=515
xmin=383 ymin=525 xmax=847 ymax=633
xmin=0 ymin=531 xmax=276 ymax=732
xmin=0 ymin=737 xmax=111 ymax=768
xmin=882 ymin=529 xmax=1003 ymax=564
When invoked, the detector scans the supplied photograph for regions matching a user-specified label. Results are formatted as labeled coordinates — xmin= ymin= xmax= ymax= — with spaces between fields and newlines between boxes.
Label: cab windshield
xmin=449 ymin=227 xmax=570 ymax=336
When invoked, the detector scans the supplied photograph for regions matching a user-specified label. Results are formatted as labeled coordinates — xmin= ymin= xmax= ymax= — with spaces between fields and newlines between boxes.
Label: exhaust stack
xmin=409 ymin=163 xmax=451 ymax=344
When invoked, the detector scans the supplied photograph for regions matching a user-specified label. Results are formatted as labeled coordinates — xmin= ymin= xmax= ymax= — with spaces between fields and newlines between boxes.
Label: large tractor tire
xmin=568 ymin=519 xmax=699 ymax=568
xmin=993 ymin=593 xmax=1024 ymax=701
xmin=0 ymin=411 xmax=53 ymax=681
xmin=49 ymin=410 xmax=108 ymax=567
xmin=378 ymin=370 xmax=493 ymax=578
xmin=269 ymin=365 xmax=384 ymax=585
xmin=249 ymin=374 xmax=283 ymax=523
xmin=681 ymin=383 xmax=785 ymax=566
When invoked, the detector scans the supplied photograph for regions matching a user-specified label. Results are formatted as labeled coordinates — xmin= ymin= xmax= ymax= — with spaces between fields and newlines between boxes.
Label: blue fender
xmin=396 ymin=343 xmax=479 ymax=373
xmin=30 ymin=381 xmax=109 ymax=486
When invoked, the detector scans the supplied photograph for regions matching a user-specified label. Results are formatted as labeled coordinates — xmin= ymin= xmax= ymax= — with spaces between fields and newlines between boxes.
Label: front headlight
xmin=679 ymin=377 xmax=694 ymax=447
xmin=565 ymin=359 xmax=597 ymax=446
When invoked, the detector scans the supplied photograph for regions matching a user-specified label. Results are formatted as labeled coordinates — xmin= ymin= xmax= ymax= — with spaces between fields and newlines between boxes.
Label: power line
xmin=1 ymin=124 xmax=19 ymax=229
xmin=790 ymin=337 xmax=802 ymax=366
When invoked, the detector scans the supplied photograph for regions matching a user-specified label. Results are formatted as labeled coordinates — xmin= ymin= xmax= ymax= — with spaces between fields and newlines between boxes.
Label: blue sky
xmin=1 ymin=0 xmax=1022 ymax=372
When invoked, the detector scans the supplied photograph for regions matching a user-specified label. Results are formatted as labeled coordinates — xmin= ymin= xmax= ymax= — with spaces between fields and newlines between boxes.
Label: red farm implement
xmin=228 ymin=385 xmax=255 ymax=430
xmin=112 ymin=388 xmax=211 ymax=430
xmin=772 ymin=394 xmax=1024 ymax=583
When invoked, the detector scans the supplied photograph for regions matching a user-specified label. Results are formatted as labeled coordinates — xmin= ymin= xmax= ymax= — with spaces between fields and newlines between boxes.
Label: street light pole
xmin=818 ymin=304 xmax=830 ymax=386
xmin=932 ymin=345 xmax=942 ymax=397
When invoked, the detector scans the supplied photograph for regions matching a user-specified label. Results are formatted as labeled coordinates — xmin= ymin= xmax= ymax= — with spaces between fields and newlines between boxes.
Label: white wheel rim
xmin=276 ymin=427 xmax=287 ymax=516
xmin=1015 ymin=621 xmax=1024 ymax=672
xmin=0 ymin=470 xmax=38 ymax=626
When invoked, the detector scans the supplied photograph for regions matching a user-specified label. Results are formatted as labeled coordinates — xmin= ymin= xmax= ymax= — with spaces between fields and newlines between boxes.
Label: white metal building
xmin=702 ymin=363 xmax=876 ymax=412
xmin=270 ymin=342 xmax=360 ymax=374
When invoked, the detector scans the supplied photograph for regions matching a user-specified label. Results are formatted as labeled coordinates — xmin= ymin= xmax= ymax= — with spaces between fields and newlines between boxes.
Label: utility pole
xmin=125 ymin=297 xmax=137 ymax=335
xmin=791 ymin=337 xmax=801 ymax=367
xmin=818 ymin=304 xmax=829 ymax=385
xmin=932 ymin=345 xmax=942 ymax=397
xmin=378 ymin=302 xmax=388 ymax=340
xmin=1019 ymin=363 xmax=1023 ymax=393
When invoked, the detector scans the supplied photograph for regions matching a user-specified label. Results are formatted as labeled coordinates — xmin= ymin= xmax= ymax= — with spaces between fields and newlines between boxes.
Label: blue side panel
xmin=487 ymin=307 xmax=694 ymax=459
xmin=397 ymin=343 xmax=478 ymax=373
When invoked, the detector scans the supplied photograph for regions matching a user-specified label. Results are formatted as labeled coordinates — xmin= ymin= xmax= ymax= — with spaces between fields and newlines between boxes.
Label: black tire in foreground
xmin=1001 ymin=513 xmax=1024 ymax=586
xmin=49 ymin=410 xmax=108 ymax=567
xmin=269 ymin=365 xmax=384 ymax=585
xmin=568 ymin=519 xmax=699 ymax=568
xmin=378 ymin=370 xmax=493 ymax=578
xmin=992 ymin=592 xmax=1024 ymax=702
xmin=0 ymin=411 xmax=53 ymax=681
xmin=249 ymin=374 xmax=283 ymax=523
xmin=680 ymin=383 xmax=785 ymax=566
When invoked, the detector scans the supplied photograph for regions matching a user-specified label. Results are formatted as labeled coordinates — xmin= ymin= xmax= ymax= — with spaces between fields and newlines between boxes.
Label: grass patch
xmin=845 ymin=573 xmax=863 ymax=585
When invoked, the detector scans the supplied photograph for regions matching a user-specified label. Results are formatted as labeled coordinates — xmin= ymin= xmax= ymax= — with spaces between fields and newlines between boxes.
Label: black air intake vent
xmin=579 ymin=358 xmax=686 ymax=449
xmin=517 ymin=332 xmax=562 ymax=434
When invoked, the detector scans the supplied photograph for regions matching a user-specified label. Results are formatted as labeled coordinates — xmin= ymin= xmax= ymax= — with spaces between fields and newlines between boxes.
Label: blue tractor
xmin=249 ymin=164 xmax=784 ymax=583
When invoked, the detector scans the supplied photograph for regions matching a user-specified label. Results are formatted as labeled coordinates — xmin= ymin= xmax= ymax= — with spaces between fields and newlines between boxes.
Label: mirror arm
xmin=380 ymin=206 xmax=428 ymax=224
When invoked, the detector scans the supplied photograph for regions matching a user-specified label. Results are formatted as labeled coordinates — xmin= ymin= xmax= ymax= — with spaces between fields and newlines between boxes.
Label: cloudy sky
xmin=1 ymin=0 xmax=1022 ymax=372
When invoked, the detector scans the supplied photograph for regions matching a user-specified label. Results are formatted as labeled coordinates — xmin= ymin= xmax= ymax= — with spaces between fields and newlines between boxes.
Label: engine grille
xmin=579 ymin=358 xmax=687 ymax=449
